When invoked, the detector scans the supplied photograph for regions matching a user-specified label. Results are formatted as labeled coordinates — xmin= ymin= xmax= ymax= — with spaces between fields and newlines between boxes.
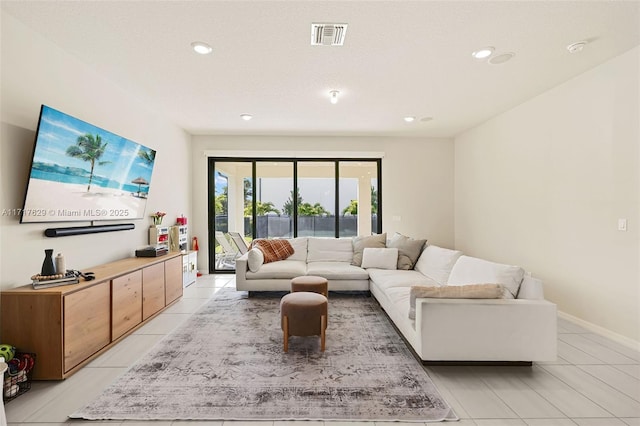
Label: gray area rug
xmin=71 ymin=289 xmax=456 ymax=421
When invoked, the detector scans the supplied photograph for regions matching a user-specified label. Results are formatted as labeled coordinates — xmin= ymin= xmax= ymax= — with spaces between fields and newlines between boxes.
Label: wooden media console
xmin=0 ymin=253 xmax=183 ymax=380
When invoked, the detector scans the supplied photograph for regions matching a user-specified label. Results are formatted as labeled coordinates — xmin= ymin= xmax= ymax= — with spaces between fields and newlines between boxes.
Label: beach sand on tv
xmin=22 ymin=178 xmax=147 ymax=223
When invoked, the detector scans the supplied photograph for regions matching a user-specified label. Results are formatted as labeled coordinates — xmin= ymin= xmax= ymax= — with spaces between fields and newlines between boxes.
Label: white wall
xmin=0 ymin=12 xmax=191 ymax=288
xmin=454 ymin=47 xmax=640 ymax=345
xmin=191 ymin=135 xmax=455 ymax=272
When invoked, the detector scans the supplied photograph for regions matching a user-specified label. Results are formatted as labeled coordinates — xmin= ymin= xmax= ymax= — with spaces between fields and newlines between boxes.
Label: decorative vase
xmin=41 ymin=249 xmax=56 ymax=276
xmin=152 ymin=217 xmax=163 ymax=226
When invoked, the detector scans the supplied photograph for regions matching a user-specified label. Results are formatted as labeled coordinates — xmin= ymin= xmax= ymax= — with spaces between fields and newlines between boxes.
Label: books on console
xmin=32 ymin=277 xmax=80 ymax=289
xmin=31 ymin=272 xmax=80 ymax=289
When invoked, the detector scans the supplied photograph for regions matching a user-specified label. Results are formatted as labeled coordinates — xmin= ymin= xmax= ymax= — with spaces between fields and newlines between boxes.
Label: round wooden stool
xmin=280 ymin=291 xmax=328 ymax=352
xmin=291 ymin=275 xmax=328 ymax=298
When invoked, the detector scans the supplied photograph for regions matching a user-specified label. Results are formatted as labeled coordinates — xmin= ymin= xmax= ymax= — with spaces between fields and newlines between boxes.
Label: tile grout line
xmin=470 ymin=365 xmax=570 ymax=424
xmin=574 ymin=364 xmax=640 ymax=404
xmin=537 ymin=363 xmax=621 ymax=419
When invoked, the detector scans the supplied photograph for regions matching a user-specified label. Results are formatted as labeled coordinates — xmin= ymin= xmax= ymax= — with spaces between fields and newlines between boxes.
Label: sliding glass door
xmin=255 ymin=161 xmax=294 ymax=239
xmin=210 ymin=161 xmax=252 ymax=272
xmin=339 ymin=161 xmax=379 ymax=236
xmin=297 ymin=161 xmax=336 ymax=237
xmin=209 ymin=157 xmax=381 ymax=273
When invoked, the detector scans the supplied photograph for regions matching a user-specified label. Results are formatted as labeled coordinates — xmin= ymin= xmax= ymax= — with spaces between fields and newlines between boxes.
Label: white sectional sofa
xmin=236 ymin=237 xmax=370 ymax=292
xmin=235 ymin=236 xmax=557 ymax=363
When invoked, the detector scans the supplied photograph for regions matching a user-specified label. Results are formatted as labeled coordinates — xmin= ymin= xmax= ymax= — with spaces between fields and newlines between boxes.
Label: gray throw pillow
xmin=388 ymin=233 xmax=427 ymax=270
xmin=351 ymin=233 xmax=387 ymax=266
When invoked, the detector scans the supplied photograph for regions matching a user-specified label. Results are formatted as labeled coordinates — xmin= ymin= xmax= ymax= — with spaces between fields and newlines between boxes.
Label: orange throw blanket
xmin=250 ymin=239 xmax=294 ymax=263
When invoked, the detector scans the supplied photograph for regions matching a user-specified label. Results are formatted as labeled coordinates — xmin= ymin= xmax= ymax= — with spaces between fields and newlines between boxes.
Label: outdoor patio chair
xmin=214 ymin=231 xmax=240 ymax=269
xmin=228 ymin=231 xmax=250 ymax=255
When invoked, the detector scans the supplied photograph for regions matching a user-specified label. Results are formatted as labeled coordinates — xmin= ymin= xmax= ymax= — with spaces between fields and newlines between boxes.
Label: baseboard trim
xmin=558 ymin=310 xmax=640 ymax=351
xmin=423 ymin=361 xmax=532 ymax=367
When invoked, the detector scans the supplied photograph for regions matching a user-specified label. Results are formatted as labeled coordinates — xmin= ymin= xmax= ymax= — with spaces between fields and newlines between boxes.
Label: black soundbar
xmin=44 ymin=223 xmax=135 ymax=237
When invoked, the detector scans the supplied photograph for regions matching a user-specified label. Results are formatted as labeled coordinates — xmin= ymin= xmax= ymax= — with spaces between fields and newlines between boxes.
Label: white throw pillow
xmin=447 ymin=255 xmax=524 ymax=298
xmin=361 ymin=247 xmax=398 ymax=270
xmin=247 ymin=248 xmax=264 ymax=272
xmin=414 ymin=245 xmax=463 ymax=284
xmin=351 ymin=233 xmax=387 ymax=266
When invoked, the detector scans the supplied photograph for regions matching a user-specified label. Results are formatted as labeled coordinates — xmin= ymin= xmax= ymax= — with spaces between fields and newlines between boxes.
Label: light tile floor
xmin=4 ymin=274 xmax=639 ymax=425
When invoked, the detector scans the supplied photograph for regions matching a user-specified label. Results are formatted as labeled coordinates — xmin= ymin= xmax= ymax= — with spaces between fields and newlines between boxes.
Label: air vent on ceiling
xmin=311 ymin=23 xmax=348 ymax=46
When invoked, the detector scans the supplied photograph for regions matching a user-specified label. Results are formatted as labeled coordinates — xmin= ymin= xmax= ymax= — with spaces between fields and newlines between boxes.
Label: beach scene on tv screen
xmin=21 ymin=106 xmax=156 ymax=223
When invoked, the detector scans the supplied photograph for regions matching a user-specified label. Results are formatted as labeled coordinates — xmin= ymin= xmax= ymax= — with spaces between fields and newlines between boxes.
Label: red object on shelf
xmin=192 ymin=236 xmax=199 ymax=251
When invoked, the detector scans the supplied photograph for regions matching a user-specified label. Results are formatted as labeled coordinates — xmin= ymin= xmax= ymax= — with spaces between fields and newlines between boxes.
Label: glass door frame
xmin=208 ymin=157 xmax=382 ymax=273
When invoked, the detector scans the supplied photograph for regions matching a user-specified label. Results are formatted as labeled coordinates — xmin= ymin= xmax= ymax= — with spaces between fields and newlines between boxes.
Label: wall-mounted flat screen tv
xmin=20 ymin=105 xmax=156 ymax=223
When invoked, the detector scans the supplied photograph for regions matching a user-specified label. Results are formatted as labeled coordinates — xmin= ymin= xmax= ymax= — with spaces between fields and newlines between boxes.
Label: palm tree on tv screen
xmin=66 ymin=133 xmax=110 ymax=192
xmin=137 ymin=148 xmax=155 ymax=165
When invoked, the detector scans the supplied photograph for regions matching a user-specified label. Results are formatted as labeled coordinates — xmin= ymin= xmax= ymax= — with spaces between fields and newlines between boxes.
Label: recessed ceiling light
xmin=488 ymin=52 xmax=515 ymax=65
xmin=420 ymin=117 xmax=433 ymax=122
xmin=329 ymin=90 xmax=340 ymax=104
xmin=240 ymin=114 xmax=252 ymax=121
xmin=567 ymin=41 xmax=587 ymax=53
xmin=404 ymin=116 xmax=416 ymax=122
xmin=472 ymin=47 xmax=494 ymax=59
xmin=191 ymin=41 xmax=212 ymax=55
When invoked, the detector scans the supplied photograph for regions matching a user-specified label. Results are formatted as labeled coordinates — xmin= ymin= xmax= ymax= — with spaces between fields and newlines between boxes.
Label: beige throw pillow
xmin=408 ymin=284 xmax=503 ymax=319
xmin=388 ymin=233 xmax=427 ymax=270
xmin=351 ymin=233 xmax=387 ymax=267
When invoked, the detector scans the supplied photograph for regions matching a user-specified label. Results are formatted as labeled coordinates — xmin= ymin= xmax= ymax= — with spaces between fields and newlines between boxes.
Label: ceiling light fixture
xmin=472 ymin=46 xmax=494 ymax=59
xmin=404 ymin=116 xmax=416 ymax=122
xmin=488 ymin=52 xmax=515 ymax=65
xmin=191 ymin=41 xmax=212 ymax=55
xmin=329 ymin=90 xmax=340 ymax=104
xmin=567 ymin=41 xmax=587 ymax=53
xmin=240 ymin=114 xmax=252 ymax=121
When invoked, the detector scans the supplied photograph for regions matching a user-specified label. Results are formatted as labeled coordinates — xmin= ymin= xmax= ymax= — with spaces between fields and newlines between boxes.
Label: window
xmin=256 ymin=162 xmax=294 ymax=239
xmin=208 ymin=157 xmax=381 ymax=272
xmin=297 ymin=162 xmax=336 ymax=237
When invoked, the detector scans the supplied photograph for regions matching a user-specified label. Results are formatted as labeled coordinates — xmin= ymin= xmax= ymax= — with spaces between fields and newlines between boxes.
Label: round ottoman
xmin=280 ymin=291 xmax=328 ymax=352
xmin=291 ymin=275 xmax=329 ymax=298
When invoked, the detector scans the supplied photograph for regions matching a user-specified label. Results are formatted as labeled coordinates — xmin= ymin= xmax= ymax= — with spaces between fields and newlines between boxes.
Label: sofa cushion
xmin=307 ymin=238 xmax=354 ymax=263
xmin=517 ymin=275 xmax=545 ymax=300
xmin=246 ymin=259 xmax=307 ymax=280
xmin=368 ymin=269 xmax=438 ymax=292
xmin=414 ymin=245 xmax=463 ymax=284
xmin=247 ymin=248 xmax=264 ymax=272
xmin=388 ymin=233 xmax=427 ymax=270
xmin=408 ymin=284 xmax=504 ymax=319
xmin=361 ymin=248 xmax=398 ymax=270
xmin=447 ymin=256 xmax=524 ymax=298
xmin=384 ymin=287 xmax=414 ymax=327
xmin=351 ymin=233 xmax=387 ymax=266
xmin=285 ymin=237 xmax=308 ymax=262
xmin=306 ymin=262 xmax=369 ymax=280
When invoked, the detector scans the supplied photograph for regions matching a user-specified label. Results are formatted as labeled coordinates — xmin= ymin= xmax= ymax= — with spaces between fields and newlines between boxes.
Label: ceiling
xmin=2 ymin=1 xmax=639 ymax=138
